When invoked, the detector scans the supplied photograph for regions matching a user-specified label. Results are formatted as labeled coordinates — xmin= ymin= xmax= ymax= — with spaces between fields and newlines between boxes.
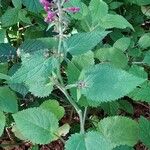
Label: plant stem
xmin=56 ymin=83 xmax=85 ymax=134
xmin=57 ymin=0 xmax=63 ymax=54
xmin=56 ymin=0 xmax=85 ymax=134
xmin=56 ymin=0 xmax=64 ymax=85
xmin=83 ymin=107 xmax=87 ymax=129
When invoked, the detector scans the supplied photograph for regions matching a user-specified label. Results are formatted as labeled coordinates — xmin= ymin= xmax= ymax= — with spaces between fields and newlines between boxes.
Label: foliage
xmin=0 ymin=0 xmax=150 ymax=149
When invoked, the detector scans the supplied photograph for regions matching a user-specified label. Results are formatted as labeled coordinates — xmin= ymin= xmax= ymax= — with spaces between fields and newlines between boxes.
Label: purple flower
xmin=39 ymin=0 xmax=50 ymax=7
xmin=66 ymin=7 xmax=80 ymax=13
xmin=44 ymin=11 xmax=56 ymax=22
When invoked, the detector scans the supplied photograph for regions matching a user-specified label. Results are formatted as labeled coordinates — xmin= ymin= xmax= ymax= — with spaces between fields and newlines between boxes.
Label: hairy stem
xmin=83 ymin=107 xmax=87 ymax=129
xmin=56 ymin=0 xmax=85 ymax=134
xmin=56 ymin=0 xmax=64 ymax=85
xmin=57 ymin=0 xmax=63 ymax=53
xmin=56 ymin=84 xmax=85 ymax=134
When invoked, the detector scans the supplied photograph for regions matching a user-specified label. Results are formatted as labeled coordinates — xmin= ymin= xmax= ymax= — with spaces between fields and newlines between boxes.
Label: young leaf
xmin=100 ymin=14 xmax=134 ymax=30
xmin=40 ymin=100 xmax=65 ymax=120
xmin=78 ymin=63 xmax=146 ymax=103
xmin=65 ymin=131 xmax=114 ymax=150
xmin=65 ymin=30 xmax=110 ymax=55
xmin=0 ymin=87 xmax=18 ymax=113
xmin=13 ymin=108 xmax=59 ymax=144
xmin=98 ymin=116 xmax=139 ymax=146
xmin=139 ymin=117 xmax=150 ymax=149
xmin=0 ymin=111 xmax=5 ymax=136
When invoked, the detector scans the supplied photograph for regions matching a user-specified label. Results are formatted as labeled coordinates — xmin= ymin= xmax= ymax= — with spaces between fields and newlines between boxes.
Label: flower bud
xmin=39 ymin=0 xmax=50 ymax=6
xmin=66 ymin=7 xmax=80 ymax=13
xmin=44 ymin=11 xmax=56 ymax=22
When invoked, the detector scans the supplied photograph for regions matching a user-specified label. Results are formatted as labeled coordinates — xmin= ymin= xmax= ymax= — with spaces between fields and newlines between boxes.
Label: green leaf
xmin=22 ymin=0 xmax=43 ymax=13
xmin=9 ymin=83 xmax=28 ymax=97
xmin=128 ymin=82 xmax=150 ymax=103
xmin=100 ymin=101 xmax=120 ymax=115
xmin=100 ymin=14 xmax=134 ymax=30
xmin=13 ymin=108 xmax=59 ymax=144
xmin=0 ymin=73 xmax=11 ymax=81
xmin=128 ymin=0 xmax=150 ymax=6
xmin=143 ymin=51 xmax=150 ymax=65
xmin=56 ymin=123 xmax=70 ymax=138
xmin=113 ymin=37 xmax=131 ymax=52
xmin=11 ymin=51 xmax=57 ymax=97
xmin=113 ymin=145 xmax=134 ymax=150
xmin=0 ymin=63 xmax=8 ymax=74
xmin=71 ymin=51 xmax=95 ymax=70
xmin=29 ymin=79 xmax=53 ymax=98
xmin=95 ymin=47 xmax=128 ymax=68
xmin=18 ymin=38 xmax=57 ymax=56
xmin=118 ymin=100 xmax=133 ymax=114
xmin=40 ymin=100 xmax=65 ymax=120
xmin=139 ymin=117 xmax=150 ymax=149
xmin=109 ymin=2 xmax=123 ymax=10
xmin=138 ymin=33 xmax=150 ymax=49
xmin=18 ymin=9 xmax=32 ymax=24
xmin=128 ymin=65 xmax=148 ymax=79
xmin=31 ymin=145 xmax=39 ymax=150
xmin=1 ymin=8 xmax=19 ymax=27
xmin=0 ymin=87 xmax=18 ymax=113
xmin=98 ymin=116 xmax=139 ymax=146
xmin=78 ymin=63 xmax=145 ymax=103
xmin=0 ymin=43 xmax=16 ymax=62
xmin=0 ymin=111 xmax=5 ymax=136
xmin=0 ymin=29 xmax=6 ymax=43
xmin=12 ymin=125 xmax=27 ymax=140
xmin=11 ymin=39 xmax=58 ymax=98
xmin=65 ymin=131 xmax=114 ymax=150
xmin=89 ymin=0 xmax=108 ymax=26
xmin=12 ymin=0 xmax=22 ymax=8
xmin=65 ymin=30 xmax=110 ymax=55
xmin=141 ymin=6 xmax=150 ymax=17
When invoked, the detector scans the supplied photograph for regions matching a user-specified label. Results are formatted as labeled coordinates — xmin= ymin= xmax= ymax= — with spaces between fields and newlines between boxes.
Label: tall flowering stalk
xmin=40 ymin=0 xmax=80 ymax=23
xmin=39 ymin=0 xmax=85 ymax=134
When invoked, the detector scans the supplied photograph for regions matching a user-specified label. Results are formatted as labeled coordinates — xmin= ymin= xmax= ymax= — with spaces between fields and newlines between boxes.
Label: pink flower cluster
xmin=39 ymin=0 xmax=80 ymax=23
